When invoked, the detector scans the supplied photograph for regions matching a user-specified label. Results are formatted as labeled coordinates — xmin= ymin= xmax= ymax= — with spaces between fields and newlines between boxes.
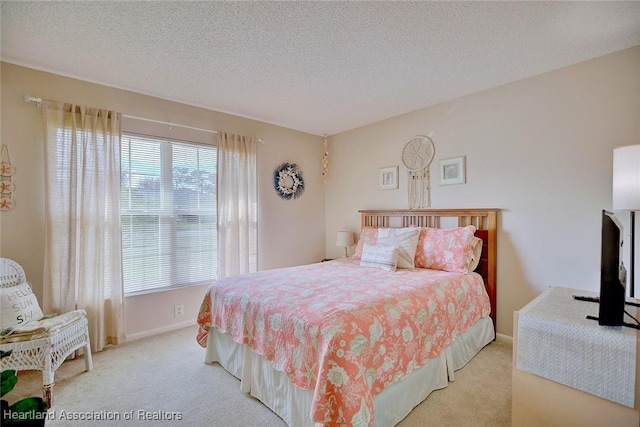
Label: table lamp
xmin=336 ymin=231 xmax=354 ymax=258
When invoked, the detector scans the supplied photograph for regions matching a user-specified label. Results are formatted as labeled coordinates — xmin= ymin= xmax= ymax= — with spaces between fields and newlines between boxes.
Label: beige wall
xmin=2 ymin=46 xmax=639 ymax=341
xmin=0 ymin=62 xmax=326 ymax=339
xmin=325 ymin=46 xmax=640 ymax=338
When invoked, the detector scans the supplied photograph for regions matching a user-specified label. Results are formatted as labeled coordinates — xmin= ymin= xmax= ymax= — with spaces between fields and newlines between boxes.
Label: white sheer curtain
xmin=216 ymin=132 xmax=258 ymax=278
xmin=42 ymin=101 xmax=125 ymax=352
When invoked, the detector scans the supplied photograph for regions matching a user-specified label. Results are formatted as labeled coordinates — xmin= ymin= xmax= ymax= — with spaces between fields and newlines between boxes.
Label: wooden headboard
xmin=359 ymin=208 xmax=499 ymax=330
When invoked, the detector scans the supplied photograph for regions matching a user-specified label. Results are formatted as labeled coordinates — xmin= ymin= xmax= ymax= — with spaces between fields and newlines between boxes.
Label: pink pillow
xmin=353 ymin=227 xmax=378 ymax=259
xmin=414 ymin=225 xmax=477 ymax=273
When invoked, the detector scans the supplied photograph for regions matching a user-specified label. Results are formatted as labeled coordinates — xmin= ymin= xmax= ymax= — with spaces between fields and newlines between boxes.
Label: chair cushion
xmin=0 ymin=309 xmax=86 ymax=343
xmin=0 ymin=282 xmax=44 ymax=330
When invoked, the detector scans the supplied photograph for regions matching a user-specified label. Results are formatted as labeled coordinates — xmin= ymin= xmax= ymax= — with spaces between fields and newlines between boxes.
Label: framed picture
xmin=379 ymin=166 xmax=399 ymax=190
xmin=438 ymin=156 xmax=466 ymax=185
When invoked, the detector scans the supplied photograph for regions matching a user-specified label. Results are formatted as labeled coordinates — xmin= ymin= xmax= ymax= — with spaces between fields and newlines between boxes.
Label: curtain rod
xmin=24 ymin=95 xmax=263 ymax=142
xmin=122 ymin=114 xmax=219 ymax=135
xmin=25 ymin=95 xmax=43 ymax=108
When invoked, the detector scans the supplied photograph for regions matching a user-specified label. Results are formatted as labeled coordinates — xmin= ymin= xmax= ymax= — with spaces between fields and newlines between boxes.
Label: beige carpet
xmin=5 ymin=325 xmax=512 ymax=426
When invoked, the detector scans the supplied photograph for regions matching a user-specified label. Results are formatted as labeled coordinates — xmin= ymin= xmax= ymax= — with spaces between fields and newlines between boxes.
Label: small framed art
xmin=438 ymin=156 xmax=466 ymax=185
xmin=379 ymin=166 xmax=398 ymax=190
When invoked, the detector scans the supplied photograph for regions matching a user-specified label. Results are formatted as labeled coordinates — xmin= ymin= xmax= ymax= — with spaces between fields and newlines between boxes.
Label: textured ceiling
xmin=2 ymin=1 xmax=640 ymax=136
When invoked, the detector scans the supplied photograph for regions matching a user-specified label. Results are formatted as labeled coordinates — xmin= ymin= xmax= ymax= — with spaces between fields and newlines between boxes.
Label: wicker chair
xmin=0 ymin=258 xmax=93 ymax=407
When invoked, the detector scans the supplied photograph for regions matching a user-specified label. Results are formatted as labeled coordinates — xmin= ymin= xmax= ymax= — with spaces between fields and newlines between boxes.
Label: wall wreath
xmin=274 ymin=162 xmax=304 ymax=200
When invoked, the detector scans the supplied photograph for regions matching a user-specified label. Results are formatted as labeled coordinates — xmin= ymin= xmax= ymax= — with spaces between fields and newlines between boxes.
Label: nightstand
xmin=513 ymin=287 xmax=640 ymax=426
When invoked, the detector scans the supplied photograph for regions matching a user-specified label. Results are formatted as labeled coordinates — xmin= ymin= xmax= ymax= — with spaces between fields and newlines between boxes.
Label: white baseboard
xmin=126 ymin=320 xmax=196 ymax=342
xmin=496 ymin=332 xmax=513 ymax=345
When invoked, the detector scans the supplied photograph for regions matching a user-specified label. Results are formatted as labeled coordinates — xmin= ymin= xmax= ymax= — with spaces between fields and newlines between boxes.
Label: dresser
xmin=512 ymin=286 xmax=640 ymax=427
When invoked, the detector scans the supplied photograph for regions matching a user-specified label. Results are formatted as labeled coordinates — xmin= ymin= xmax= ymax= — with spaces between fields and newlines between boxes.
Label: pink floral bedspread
xmin=196 ymin=258 xmax=491 ymax=426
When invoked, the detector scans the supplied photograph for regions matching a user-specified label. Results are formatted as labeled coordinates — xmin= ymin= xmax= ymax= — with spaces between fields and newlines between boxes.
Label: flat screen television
xmin=598 ymin=210 xmax=626 ymax=326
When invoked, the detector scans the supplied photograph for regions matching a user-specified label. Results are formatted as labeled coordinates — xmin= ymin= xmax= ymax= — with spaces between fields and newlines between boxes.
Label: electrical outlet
xmin=174 ymin=304 xmax=184 ymax=318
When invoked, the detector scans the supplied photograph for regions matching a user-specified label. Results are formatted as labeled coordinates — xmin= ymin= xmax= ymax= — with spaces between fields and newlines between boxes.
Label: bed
xmin=197 ymin=208 xmax=499 ymax=427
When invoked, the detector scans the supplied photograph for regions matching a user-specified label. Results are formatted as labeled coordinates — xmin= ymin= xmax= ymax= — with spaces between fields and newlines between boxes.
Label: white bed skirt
xmin=205 ymin=316 xmax=494 ymax=427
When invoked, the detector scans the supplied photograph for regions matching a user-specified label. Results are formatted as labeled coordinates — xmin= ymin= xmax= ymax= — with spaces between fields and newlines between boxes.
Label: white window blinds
xmin=121 ymin=134 xmax=217 ymax=294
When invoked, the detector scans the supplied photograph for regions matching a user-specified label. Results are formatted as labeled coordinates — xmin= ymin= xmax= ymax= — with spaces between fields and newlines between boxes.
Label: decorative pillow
xmin=353 ymin=227 xmax=378 ymax=259
xmin=360 ymin=243 xmax=399 ymax=272
xmin=415 ymin=225 xmax=478 ymax=273
xmin=376 ymin=227 xmax=421 ymax=269
xmin=467 ymin=237 xmax=483 ymax=273
xmin=0 ymin=282 xmax=44 ymax=329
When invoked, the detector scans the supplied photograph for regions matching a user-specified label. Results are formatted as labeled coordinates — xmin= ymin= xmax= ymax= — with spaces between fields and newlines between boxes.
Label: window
xmin=121 ymin=134 xmax=217 ymax=294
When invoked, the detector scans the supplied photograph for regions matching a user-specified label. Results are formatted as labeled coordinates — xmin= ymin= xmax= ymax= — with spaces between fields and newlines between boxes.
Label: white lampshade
xmin=336 ymin=231 xmax=355 ymax=247
xmin=613 ymin=145 xmax=640 ymax=211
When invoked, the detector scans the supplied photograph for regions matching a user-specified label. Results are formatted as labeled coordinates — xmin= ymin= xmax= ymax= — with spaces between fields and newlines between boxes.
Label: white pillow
xmin=467 ymin=237 xmax=483 ymax=273
xmin=360 ymin=243 xmax=399 ymax=272
xmin=376 ymin=227 xmax=420 ymax=269
xmin=0 ymin=282 xmax=44 ymax=329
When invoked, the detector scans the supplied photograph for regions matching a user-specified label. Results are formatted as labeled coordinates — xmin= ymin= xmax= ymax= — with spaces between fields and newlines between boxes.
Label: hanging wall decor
xmin=274 ymin=162 xmax=305 ymax=200
xmin=0 ymin=145 xmax=15 ymax=211
xmin=438 ymin=156 xmax=466 ymax=185
xmin=321 ymin=135 xmax=329 ymax=183
xmin=402 ymin=135 xmax=435 ymax=209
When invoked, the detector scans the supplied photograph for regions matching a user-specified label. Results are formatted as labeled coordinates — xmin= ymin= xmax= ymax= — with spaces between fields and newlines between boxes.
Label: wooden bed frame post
xmin=487 ymin=210 xmax=497 ymax=330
